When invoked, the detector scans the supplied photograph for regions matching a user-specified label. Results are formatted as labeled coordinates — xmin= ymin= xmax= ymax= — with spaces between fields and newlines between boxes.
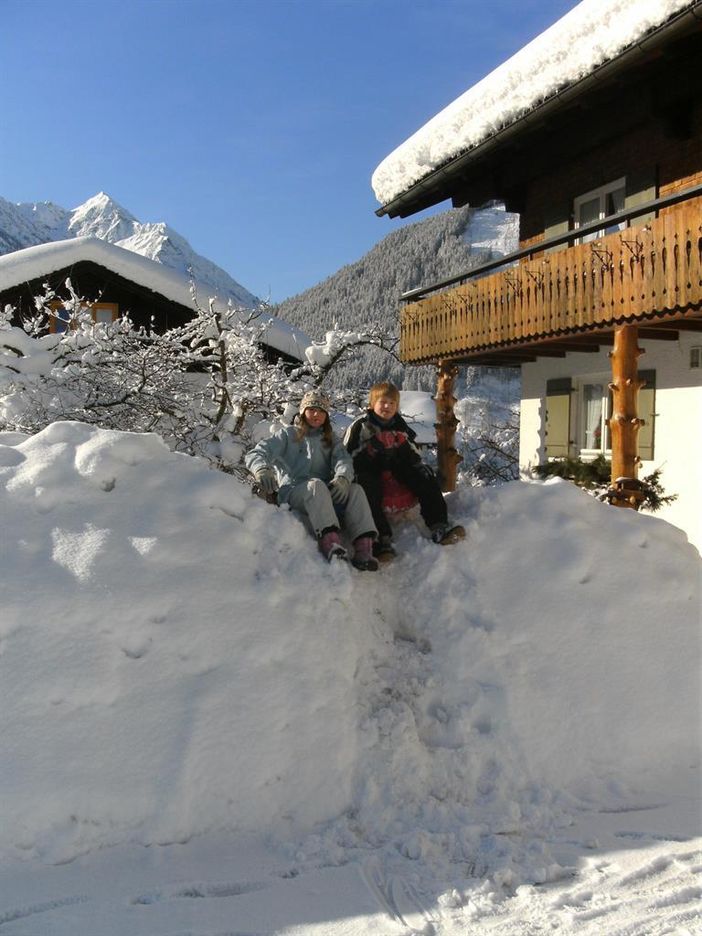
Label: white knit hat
xmin=299 ymin=390 xmax=331 ymax=415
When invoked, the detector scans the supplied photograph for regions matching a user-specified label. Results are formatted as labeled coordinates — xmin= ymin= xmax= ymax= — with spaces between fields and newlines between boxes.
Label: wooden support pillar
xmin=607 ymin=323 xmax=646 ymax=509
xmin=435 ymin=360 xmax=462 ymax=491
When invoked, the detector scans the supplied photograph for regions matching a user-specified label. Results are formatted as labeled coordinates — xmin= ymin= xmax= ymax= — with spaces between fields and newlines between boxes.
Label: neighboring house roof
xmin=331 ymin=391 xmax=437 ymax=445
xmin=373 ymin=0 xmax=700 ymax=216
xmin=0 ymin=236 xmax=310 ymax=361
xmin=396 ymin=391 xmax=437 ymax=446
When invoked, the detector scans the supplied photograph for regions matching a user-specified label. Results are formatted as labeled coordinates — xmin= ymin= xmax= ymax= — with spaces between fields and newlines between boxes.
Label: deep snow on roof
xmin=372 ymin=0 xmax=696 ymax=208
xmin=0 ymin=236 xmax=309 ymax=360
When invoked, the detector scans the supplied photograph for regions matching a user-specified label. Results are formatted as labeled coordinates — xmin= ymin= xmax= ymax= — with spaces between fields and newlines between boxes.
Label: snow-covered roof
xmin=0 ymin=236 xmax=309 ymax=360
xmin=372 ymin=0 xmax=698 ymax=210
xmin=397 ymin=390 xmax=437 ymax=445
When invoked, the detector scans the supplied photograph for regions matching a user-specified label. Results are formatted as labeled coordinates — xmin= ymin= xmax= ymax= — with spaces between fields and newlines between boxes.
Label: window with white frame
xmin=573 ymin=178 xmax=626 ymax=243
xmin=577 ymin=377 xmax=612 ymax=456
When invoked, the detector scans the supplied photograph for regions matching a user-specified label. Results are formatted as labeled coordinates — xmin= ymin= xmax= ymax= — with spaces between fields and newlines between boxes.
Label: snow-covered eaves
xmin=372 ymin=0 xmax=700 ymax=215
xmin=0 ymin=236 xmax=310 ymax=361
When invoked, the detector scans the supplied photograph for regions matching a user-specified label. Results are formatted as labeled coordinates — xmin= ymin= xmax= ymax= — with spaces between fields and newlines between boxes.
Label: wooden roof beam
xmin=655 ymin=319 xmax=702 ymax=332
xmin=638 ymin=327 xmax=679 ymax=341
xmin=475 ymin=357 xmax=536 ymax=365
xmin=574 ymin=334 xmax=614 ymax=344
xmin=441 ymin=353 xmax=537 ymax=364
xmin=524 ymin=348 xmax=566 ymax=357
xmin=538 ymin=343 xmax=601 ymax=353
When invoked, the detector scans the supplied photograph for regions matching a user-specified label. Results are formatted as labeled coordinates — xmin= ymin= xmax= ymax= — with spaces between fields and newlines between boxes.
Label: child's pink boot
xmin=318 ymin=528 xmax=348 ymax=562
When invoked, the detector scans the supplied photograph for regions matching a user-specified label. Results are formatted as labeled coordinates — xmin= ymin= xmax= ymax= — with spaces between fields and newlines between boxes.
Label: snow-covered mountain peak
xmin=67 ymin=191 xmax=140 ymax=244
xmin=15 ymin=199 xmax=69 ymax=233
xmin=0 ymin=192 xmax=259 ymax=308
xmin=0 ymin=196 xmax=70 ymax=253
xmin=116 ymin=219 xmax=176 ymax=257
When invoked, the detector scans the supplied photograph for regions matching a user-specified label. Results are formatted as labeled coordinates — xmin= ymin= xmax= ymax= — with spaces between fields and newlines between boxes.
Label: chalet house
xmin=0 ymin=237 xmax=308 ymax=364
xmin=372 ymin=0 xmax=702 ymax=553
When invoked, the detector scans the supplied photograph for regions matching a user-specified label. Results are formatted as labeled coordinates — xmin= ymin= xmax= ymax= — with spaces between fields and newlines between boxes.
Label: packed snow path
xmin=0 ymin=821 xmax=700 ymax=934
xmin=0 ymin=423 xmax=699 ymax=934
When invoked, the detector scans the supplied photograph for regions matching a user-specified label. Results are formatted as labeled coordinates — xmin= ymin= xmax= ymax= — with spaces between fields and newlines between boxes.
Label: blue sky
xmin=3 ymin=0 xmax=576 ymax=302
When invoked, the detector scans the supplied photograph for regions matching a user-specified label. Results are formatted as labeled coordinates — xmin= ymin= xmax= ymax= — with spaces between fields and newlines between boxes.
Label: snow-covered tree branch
xmin=0 ymin=284 xmax=405 ymax=477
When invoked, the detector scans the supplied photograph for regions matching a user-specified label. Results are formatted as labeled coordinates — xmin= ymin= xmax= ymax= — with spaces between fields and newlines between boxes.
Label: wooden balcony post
xmin=435 ymin=360 xmax=462 ymax=491
xmin=607 ymin=323 xmax=646 ymax=509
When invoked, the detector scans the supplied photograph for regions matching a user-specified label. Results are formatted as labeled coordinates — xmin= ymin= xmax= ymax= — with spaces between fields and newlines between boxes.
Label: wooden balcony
xmin=400 ymin=199 xmax=702 ymax=366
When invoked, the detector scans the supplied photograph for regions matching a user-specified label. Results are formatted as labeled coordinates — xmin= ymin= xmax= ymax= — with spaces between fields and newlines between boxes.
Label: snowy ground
xmin=0 ymin=423 xmax=700 ymax=935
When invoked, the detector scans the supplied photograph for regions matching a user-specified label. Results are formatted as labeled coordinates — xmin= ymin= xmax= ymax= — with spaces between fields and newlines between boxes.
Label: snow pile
xmin=0 ymin=422 xmax=363 ymax=863
xmin=373 ymin=0 xmax=693 ymax=206
xmin=0 ymin=421 xmax=699 ymax=883
xmin=301 ymin=479 xmax=700 ymax=882
xmin=462 ymin=203 xmax=520 ymax=258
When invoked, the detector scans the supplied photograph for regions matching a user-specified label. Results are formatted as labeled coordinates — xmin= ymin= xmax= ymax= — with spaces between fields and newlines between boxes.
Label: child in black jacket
xmin=344 ymin=381 xmax=464 ymax=561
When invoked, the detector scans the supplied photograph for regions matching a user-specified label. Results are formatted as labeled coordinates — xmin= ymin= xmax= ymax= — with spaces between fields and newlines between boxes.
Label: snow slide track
xmin=360 ymin=856 xmax=438 ymax=935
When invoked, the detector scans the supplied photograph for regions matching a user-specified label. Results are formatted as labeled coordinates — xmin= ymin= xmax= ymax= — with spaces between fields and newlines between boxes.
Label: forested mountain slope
xmin=272 ymin=204 xmax=518 ymax=390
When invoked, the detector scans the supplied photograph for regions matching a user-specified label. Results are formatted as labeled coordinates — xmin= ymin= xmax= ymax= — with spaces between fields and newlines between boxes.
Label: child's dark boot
xmin=430 ymin=523 xmax=466 ymax=545
xmin=373 ymin=535 xmax=396 ymax=563
xmin=351 ymin=535 xmax=379 ymax=572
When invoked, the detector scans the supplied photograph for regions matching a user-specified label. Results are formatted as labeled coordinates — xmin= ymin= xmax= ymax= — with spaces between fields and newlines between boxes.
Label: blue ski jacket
xmin=245 ymin=423 xmax=354 ymax=505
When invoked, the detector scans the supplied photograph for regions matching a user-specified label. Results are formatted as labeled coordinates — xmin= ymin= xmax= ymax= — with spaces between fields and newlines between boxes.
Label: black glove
xmin=353 ymin=450 xmax=376 ymax=474
xmin=416 ymin=463 xmax=436 ymax=481
xmin=396 ymin=440 xmax=422 ymax=466
xmin=367 ymin=436 xmax=392 ymax=468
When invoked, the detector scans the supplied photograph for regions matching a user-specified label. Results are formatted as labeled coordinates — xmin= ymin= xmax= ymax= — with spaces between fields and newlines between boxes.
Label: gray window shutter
xmin=625 ymin=168 xmax=657 ymax=228
xmin=543 ymin=204 xmax=570 ymax=255
xmin=638 ymin=369 xmax=656 ymax=461
xmin=545 ymin=378 xmax=572 ymax=457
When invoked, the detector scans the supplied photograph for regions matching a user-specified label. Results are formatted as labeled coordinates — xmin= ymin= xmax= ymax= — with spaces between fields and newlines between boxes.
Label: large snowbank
xmin=0 ymin=421 xmax=699 ymax=879
xmin=0 ymin=423 xmax=362 ymax=862
xmin=372 ymin=0 xmax=693 ymax=207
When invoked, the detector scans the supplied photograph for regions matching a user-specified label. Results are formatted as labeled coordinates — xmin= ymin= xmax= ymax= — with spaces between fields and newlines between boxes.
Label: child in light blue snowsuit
xmin=245 ymin=391 xmax=378 ymax=570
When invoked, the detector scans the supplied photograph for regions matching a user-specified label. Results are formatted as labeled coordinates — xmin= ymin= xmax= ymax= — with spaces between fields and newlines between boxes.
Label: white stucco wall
xmin=519 ymin=333 xmax=702 ymax=555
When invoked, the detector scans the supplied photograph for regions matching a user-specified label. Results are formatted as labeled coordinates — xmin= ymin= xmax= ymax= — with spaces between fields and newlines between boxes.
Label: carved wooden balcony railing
xmin=400 ymin=200 xmax=702 ymax=365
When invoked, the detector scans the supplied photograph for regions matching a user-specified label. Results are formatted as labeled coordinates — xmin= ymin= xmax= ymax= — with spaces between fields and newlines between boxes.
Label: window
xmin=573 ymin=178 xmax=626 ymax=243
xmin=49 ymin=302 xmax=119 ymax=333
xmin=52 ymin=305 xmax=71 ymax=334
xmin=545 ymin=370 xmax=656 ymax=462
xmin=691 ymin=346 xmax=702 ymax=369
xmin=578 ymin=379 xmax=612 ymax=456
xmin=544 ymin=376 xmax=613 ymax=460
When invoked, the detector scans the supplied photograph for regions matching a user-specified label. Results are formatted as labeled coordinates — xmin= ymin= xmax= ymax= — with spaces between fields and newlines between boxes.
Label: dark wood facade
xmin=0 ymin=257 xmax=299 ymax=365
xmin=393 ymin=9 xmax=702 ymax=366
xmin=377 ymin=4 xmax=702 ymax=500
xmin=380 ymin=6 xmax=702 ymax=230
xmin=0 ymin=260 xmax=194 ymax=334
